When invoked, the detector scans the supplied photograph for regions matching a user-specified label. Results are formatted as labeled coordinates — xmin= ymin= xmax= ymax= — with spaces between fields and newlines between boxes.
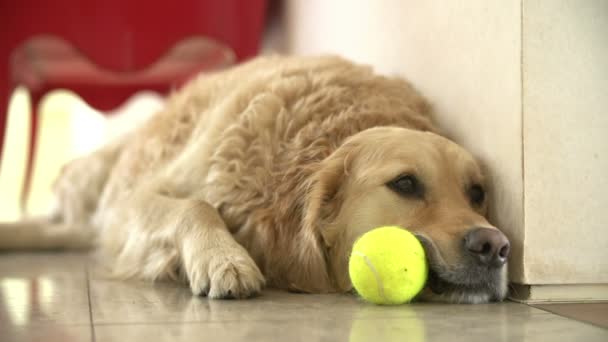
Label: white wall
xmin=522 ymin=0 xmax=608 ymax=283
xmin=283 ymin=0 xmax=608 ymax=287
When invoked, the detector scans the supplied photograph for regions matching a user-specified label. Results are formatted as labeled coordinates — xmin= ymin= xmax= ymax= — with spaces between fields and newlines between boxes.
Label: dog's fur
xmin=0 ymin=55 xmax=508 ymax=303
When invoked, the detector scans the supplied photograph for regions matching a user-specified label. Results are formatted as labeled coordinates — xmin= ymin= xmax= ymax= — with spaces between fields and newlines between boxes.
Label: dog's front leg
xmin=176 ymin=199 xmax=265 ymax=298
xmin=104 ymin=189 xmax=265 ymax=299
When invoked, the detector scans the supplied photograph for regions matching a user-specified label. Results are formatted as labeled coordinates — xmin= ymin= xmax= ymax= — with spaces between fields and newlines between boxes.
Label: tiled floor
xmin=0 ymin=253 xmax=606 ymax=342
xmin=533 ymin=303 xmax=608 ymax=329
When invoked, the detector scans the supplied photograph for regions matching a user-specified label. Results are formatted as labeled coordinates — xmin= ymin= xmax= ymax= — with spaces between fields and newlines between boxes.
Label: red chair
xmin=0 ymin=0 xmax=267 ymax=210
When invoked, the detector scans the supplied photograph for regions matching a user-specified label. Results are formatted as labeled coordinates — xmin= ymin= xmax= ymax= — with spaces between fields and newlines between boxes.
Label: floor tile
xmin=1 ymin=253 xmax=607 ymax=342
xmin=532 ymin=303 xmax=608 ymax=328
xmin=90 ymin=277 xmax=541 ymax=325
xmin=0 ymin=253 xmax=91 ymax=325
xmin=90 ymin=278 xmax=365 ymax=324
xmin=0 ymin=324 xmax=92 ymax=342
xmin=93 ymin=310 xmax=608 ymax=342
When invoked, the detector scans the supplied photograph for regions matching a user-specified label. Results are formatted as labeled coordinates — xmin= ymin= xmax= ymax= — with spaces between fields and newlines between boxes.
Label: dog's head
xmin=305 ymin=126 xmax=509 ymax=303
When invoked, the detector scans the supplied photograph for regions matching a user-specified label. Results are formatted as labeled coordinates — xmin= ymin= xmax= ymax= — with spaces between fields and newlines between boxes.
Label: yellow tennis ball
xmin=349 ymin=226 xmax=428 ymax=305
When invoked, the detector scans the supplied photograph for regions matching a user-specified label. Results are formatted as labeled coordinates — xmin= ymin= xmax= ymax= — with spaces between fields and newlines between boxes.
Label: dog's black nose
xmin=464 ymin=227 xmax=510 ymax=268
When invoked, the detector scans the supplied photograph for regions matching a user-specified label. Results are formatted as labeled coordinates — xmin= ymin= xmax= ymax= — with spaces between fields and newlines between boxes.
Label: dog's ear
xmin=290 ymin=142 xmax=356 ymax=292
xmin=303 ymin=145 xmax=353 ymax=245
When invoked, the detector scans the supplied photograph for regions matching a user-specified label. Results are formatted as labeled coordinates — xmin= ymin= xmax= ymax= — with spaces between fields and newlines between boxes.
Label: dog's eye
xmin=387 ymin=175 xmax=424 ymax=198
xmin=469 ymin=184 xmax=485 ymax=205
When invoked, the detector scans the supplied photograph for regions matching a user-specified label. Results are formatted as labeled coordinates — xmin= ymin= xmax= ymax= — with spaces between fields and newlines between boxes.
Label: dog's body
xmin=0 ymin=55 xmax=510 ymax=303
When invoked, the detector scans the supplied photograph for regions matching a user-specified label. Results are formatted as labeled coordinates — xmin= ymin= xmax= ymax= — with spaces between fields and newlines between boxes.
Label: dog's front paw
xmin=188 ymin=248 xmax=265 ymax=299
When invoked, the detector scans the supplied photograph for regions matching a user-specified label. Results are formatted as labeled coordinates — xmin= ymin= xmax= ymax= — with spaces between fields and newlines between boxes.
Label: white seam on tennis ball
xmin=353 ymin=251 xmax=387 ymax=302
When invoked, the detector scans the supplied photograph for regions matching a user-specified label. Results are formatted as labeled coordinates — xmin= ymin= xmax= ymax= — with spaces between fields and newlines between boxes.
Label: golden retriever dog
xmin=0 ymin=55 xmax=510 ymax=303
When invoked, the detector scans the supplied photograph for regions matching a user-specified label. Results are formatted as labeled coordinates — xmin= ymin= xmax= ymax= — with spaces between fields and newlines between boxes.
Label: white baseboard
xmin=509 ymin=283 xmax=608 ymax=303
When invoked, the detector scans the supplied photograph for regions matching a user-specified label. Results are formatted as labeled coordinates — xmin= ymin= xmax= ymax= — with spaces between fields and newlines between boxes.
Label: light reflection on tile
xmin=0 ymin=253 xmax=91 ymax=326
xmin=0 ymin=278 xmax=30 ymax=326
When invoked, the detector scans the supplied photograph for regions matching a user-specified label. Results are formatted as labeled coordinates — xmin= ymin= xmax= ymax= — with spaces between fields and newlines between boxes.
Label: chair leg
xmin=0 ymin=87 xmax=9 ymax=169
xmin=20 ymin=94 xmax=41 ymax=214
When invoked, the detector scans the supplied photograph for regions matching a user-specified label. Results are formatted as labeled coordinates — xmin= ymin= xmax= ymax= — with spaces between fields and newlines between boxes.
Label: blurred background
xmin=0 ymin=0 xmax=606 ymax=303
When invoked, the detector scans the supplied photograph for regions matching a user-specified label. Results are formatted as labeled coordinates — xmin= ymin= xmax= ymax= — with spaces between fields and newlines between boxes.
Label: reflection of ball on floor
xmin=349 ymin=306 xmax=426 ymax=342
xmin=349 ymin=226 xmax=428 ymax=305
